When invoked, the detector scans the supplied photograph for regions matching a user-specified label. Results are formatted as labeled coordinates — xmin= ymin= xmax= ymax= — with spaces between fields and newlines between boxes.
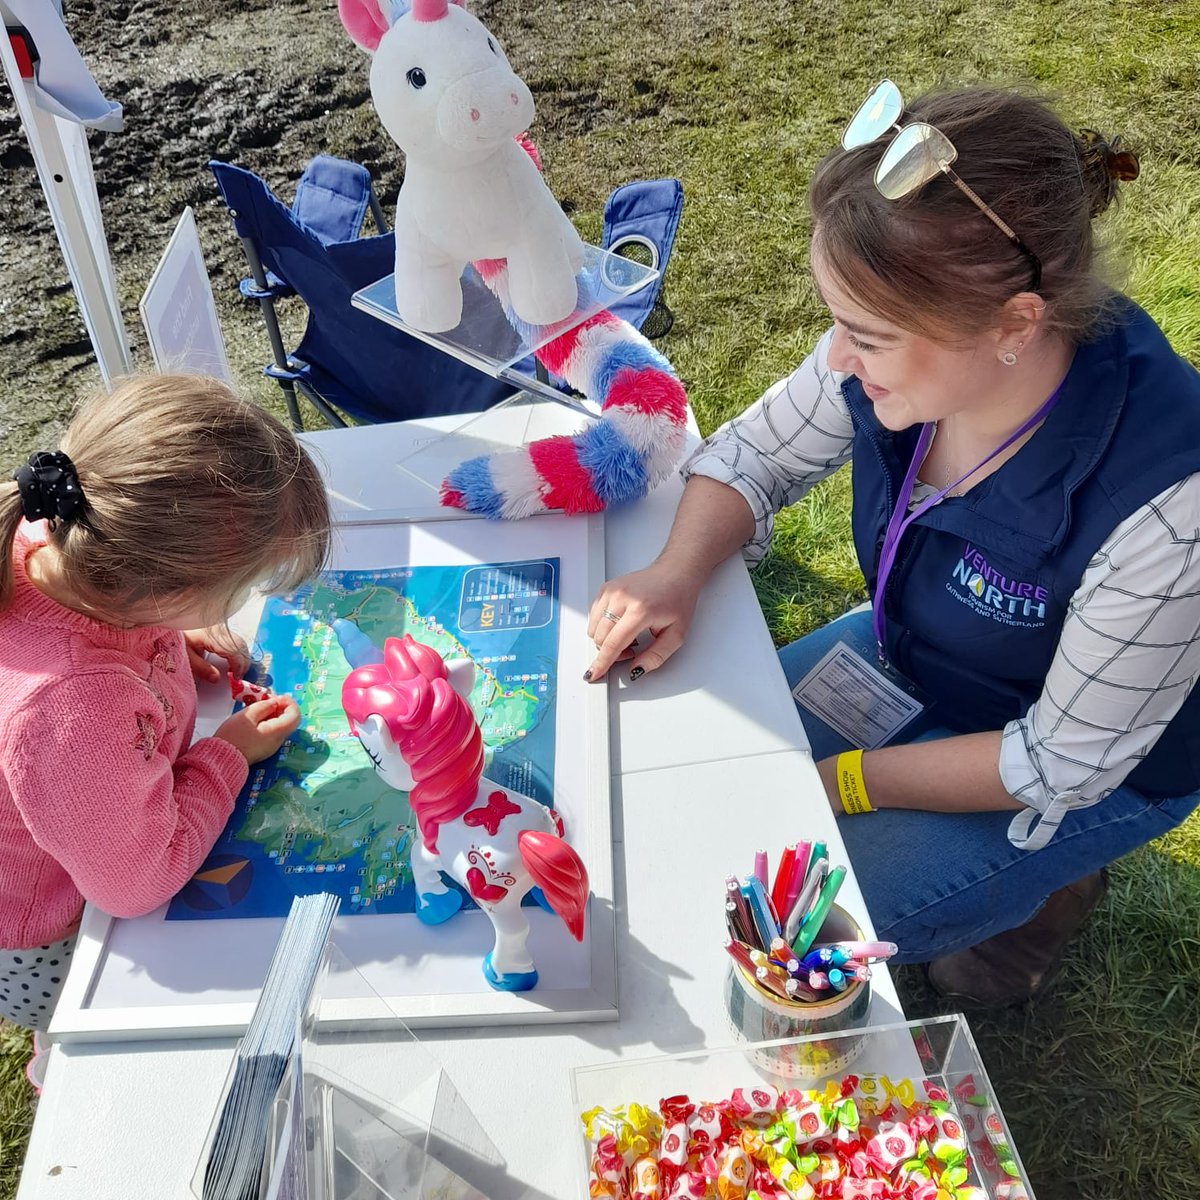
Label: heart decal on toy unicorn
xmin=339 ymin=0 xmax=586 ymax=332
xmin=340 ymin=631 xmax=589 ymax=992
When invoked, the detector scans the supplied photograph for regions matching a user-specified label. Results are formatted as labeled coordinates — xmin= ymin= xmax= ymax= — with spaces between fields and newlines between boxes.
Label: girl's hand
xmin=184 ymin=627 xmax=251 ymax=684
xmin=214 ymin=696 xmax=301 ymax=764
xmin=586 ymin=560 xmax=704 ymax=682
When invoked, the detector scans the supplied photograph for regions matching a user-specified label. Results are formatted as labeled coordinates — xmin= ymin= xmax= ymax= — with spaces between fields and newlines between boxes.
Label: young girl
xmin=0 ymin=374 xmax=331 ymax=1030
xmin=587 ymin=85 xmax=1200 ymax=1005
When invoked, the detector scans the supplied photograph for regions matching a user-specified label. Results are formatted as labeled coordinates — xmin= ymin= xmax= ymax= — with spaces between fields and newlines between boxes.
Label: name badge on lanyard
xmin=793 ymin=376 xmax=1067 ymax=751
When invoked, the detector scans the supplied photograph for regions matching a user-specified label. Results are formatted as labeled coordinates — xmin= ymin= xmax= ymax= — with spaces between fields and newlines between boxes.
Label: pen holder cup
xmin=723 ymin=904 xmax=872 ymax=1082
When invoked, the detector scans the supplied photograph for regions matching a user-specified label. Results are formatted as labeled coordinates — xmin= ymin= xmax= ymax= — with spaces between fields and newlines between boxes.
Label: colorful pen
xmin=806 ymin=841 xmax=828 ymax=883
xmin=783 ymin=840 xmax=812 ymax=914
xmin=770 ymin=844 xmax=797 ymax=916
xmin=723 ymin=938 xmax=759 ymax=977
xmin=783 ymin=857 xmax=828 ymax=943
xmin=827 ymin=967 xmax=848 ymax=993
xmin=740 ymin=878 xmax=778 ymax=950
xmin=753 ymin=848 xmax=769 ymax=888
xmin=725 ymin=878 xmax=758 ymax=948
xmin=744 ymin=874 xmax=781 ymax=939
xmin=801 ymin=946 xmax=852 ymax=970
xmin=790 ymin=865 xmax=847 ymax=957
xmin=725 ymin=900 xmax=754 ymax=946
xmin=754 ymin=966 xmax=794 ymax=1000
xmin=820 ymin=940 xmax=898 ymax=961
xmin=768 ymin=937 xmax=800 ymax=974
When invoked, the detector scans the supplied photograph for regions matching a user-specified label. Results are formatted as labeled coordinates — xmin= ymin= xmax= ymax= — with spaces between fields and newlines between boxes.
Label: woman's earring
xmin=1001 ymin=339 xmax=1024 ymax=367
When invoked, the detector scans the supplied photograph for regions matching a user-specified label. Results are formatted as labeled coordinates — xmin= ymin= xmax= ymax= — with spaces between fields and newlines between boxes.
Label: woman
xmin=585 ymin=84 xmax=1200 ymax=1006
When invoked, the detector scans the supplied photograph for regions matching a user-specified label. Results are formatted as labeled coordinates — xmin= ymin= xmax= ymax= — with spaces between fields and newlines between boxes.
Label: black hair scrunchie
xmin=12 ymin=451 xmax=86 ymax=527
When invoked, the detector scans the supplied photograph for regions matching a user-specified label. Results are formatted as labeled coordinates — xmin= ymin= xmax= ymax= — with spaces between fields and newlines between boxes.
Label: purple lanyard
xmin=871 ymin=378 xmax=1068 ymax=662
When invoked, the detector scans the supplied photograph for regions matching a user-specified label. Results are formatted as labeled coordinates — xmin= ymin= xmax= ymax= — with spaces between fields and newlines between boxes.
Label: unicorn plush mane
xmin=342 ymin=634 xmax=483 ymax=851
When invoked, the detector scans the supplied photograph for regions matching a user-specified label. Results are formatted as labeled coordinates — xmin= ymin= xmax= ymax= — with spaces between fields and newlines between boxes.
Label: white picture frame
xmin=50 ymin=514 xmax=615 ymax=1041
xmin=139 ymin=205 xmax=233 ymax=383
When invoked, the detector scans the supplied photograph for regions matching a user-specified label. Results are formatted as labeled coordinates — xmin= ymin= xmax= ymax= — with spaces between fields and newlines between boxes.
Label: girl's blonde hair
xmin=1 ymin=374 xmax=331 ymax=615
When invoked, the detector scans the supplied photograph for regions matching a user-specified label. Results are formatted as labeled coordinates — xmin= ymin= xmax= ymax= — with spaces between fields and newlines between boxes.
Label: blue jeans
xmin=781 ymin=608 xmax=1200 ymax=963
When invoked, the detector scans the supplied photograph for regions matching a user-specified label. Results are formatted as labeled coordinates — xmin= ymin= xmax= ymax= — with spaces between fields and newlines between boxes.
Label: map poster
xmin=168 ymin=558 xmax=560 ymax=921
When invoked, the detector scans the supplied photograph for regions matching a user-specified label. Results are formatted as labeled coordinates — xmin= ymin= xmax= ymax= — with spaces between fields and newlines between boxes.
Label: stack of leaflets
xmin=202 ymin=892 xmax=340 ymax=1200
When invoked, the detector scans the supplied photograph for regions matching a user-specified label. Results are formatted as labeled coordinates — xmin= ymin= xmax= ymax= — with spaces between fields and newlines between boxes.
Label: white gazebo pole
xmin=0 ymin=0 xmax=133 ymax=384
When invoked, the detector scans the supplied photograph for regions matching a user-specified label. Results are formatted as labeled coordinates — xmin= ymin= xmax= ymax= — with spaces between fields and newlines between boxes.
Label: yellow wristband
xmin=836 ymin=749 xmax=874 ymax=815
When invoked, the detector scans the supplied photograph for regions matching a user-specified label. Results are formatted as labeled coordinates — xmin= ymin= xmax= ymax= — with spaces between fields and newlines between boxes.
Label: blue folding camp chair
xmin=209 ymin=157 xmax=683 ymax=430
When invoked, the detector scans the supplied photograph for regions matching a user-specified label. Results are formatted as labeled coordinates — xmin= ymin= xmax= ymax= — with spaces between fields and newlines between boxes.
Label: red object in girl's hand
xmin=228 ymin=672 xmax=272 ymax=705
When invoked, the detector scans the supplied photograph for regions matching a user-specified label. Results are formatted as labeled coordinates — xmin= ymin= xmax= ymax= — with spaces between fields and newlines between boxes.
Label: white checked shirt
xmin=684 ymin=330 xmax=1200 ymax=848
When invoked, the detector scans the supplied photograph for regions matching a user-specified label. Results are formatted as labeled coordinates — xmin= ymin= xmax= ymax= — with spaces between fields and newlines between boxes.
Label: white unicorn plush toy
xmin=338 ymin=0 xmax=586 ymax=332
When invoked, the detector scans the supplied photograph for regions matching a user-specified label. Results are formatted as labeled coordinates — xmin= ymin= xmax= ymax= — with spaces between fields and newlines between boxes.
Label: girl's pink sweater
xmin=0 ymin=526 xmax=247 ymax=948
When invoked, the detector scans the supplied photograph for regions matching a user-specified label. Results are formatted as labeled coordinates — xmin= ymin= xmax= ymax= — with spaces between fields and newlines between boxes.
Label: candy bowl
xmin=571 ymin=1014 xmax=1034 ymax=1200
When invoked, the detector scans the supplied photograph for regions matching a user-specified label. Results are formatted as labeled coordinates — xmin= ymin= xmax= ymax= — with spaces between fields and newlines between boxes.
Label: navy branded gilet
xmin=844 ymin=299 xmax=1200 ymax=799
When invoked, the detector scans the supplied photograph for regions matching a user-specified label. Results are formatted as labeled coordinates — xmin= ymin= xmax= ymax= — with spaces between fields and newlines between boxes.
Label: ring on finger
xmin=601 ymin=608 xmax=620 ymax=622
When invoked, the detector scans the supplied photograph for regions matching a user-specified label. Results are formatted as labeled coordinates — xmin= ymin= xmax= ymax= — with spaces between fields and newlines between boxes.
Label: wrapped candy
xmin=689 ymin=1102 xmax=726 ymax=1143
xmin=784 ymin=1100 xmax=831 ymax=1144
xmin=766 ymin=1153 xmax=816 ymax=1200
xmin=716 ymin=1144 xmax=753 ymax=1200
xmin=667 ymin=1171 xmax=707 ymax=1200
xmin=731 ymin=1086 xmax=780 ymax=1126
xmin=994 ymin=1184 xmax=1030 ymax=1200
xmin=806 ymin=1153 xmax=843 ymax=1185
xmin=632 ymin=1156 xmax=662 ymax=1199
xmin=591 ymin=1134 xmax=625 ymax=1189
xmin=660 ymin=1122 xmax=690 ymax=1168
xmin=229 ymin=672 xmax=272 ymax=705
xmin=839 ymin=1181 xmax=885 ymax=1200
xmin=582 ymin=1077 xmax=1021 ymax=1200
xmin=865 ymin=1121 xmax=917 ymax=1173
xmin=927 ymin=1113 xmax=968 ymax=1163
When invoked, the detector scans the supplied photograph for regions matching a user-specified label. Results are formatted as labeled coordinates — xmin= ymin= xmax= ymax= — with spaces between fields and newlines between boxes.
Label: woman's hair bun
xmin=1077 ymin=128 xmax=1140 ymax=217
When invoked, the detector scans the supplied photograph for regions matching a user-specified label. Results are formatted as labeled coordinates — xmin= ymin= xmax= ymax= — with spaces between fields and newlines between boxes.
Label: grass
xmin=0 ymin=1024 xmax=31 ymax=1196
xmin=3 ymin=0 xmax=1200 ymax=1195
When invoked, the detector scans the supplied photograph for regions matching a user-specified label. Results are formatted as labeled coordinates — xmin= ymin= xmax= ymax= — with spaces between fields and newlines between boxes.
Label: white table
xmin=18 ymin=403 xmax=904 ymax=1200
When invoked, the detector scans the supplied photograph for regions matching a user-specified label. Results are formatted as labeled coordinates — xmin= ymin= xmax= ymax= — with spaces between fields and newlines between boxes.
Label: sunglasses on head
xmin=842 ymin=80 xmax=1043 ymax=293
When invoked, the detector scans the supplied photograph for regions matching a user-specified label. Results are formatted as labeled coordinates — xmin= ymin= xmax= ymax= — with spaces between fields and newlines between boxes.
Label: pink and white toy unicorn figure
xmin=341 ymin=633 xmax=589 ymax=991
xmin=338 ymin=0 xmax=586 ymax=332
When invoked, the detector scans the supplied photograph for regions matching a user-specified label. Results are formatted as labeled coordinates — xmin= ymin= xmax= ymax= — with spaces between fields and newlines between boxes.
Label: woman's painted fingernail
xmin=583 ymin=669 xmax=593 ymax=681
xmin=629 ymin=666 xmax=645 ymax=682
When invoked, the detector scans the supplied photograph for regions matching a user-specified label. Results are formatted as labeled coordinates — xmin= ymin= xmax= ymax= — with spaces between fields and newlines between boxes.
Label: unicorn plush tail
xmin=518 ymin=830 xmax=589 ymax=940
xmin=440 ymin=140 xmax=689 ymax=519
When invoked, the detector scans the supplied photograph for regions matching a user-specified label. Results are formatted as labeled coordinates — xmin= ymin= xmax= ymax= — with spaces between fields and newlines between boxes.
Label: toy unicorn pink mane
xmin=342 ymin=634 xmax=483 ymax=851
xmin=340 ymin=628 xmax=590 ymax=991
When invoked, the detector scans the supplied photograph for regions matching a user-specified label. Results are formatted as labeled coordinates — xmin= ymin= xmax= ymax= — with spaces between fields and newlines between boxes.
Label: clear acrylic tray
xmin=571 ymin=1015 xmax=1034 ymax=1200
xmin=192 ymin=947 xmax=503 ymax=1200
xmin=350 ymin=243 xmax=658 ymax=379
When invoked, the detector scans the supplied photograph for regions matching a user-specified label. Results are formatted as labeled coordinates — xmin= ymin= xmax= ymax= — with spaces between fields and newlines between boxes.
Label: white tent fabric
xmin=0 ymin=0 xmax=132 ymax=383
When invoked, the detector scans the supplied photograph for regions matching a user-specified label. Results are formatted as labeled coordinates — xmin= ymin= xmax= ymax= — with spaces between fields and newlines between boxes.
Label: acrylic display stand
xmin=571 ymin=1015 xmax=1036 ymax=1200
xmin=193 ymin=946 xmax=503 ymax=1200
xmin=350 ymin=244 xmax=659 ymax=497
xmin=350 ymin=243 xmax=658 ymax=393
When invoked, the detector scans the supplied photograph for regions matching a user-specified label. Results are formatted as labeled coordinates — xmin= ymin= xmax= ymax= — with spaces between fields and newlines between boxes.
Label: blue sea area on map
xmin=167 ymin=559 xmax=559 ymax=920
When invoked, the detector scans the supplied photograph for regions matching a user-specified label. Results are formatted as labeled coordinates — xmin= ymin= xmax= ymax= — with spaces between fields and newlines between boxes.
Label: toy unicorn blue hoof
xmin=530 ymin=886 xmax=553 ymax=913
xmin=416 ymin=888 xmax=462 ymax=925
xmin=483 ymin=953 xmax=538 ymax=992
